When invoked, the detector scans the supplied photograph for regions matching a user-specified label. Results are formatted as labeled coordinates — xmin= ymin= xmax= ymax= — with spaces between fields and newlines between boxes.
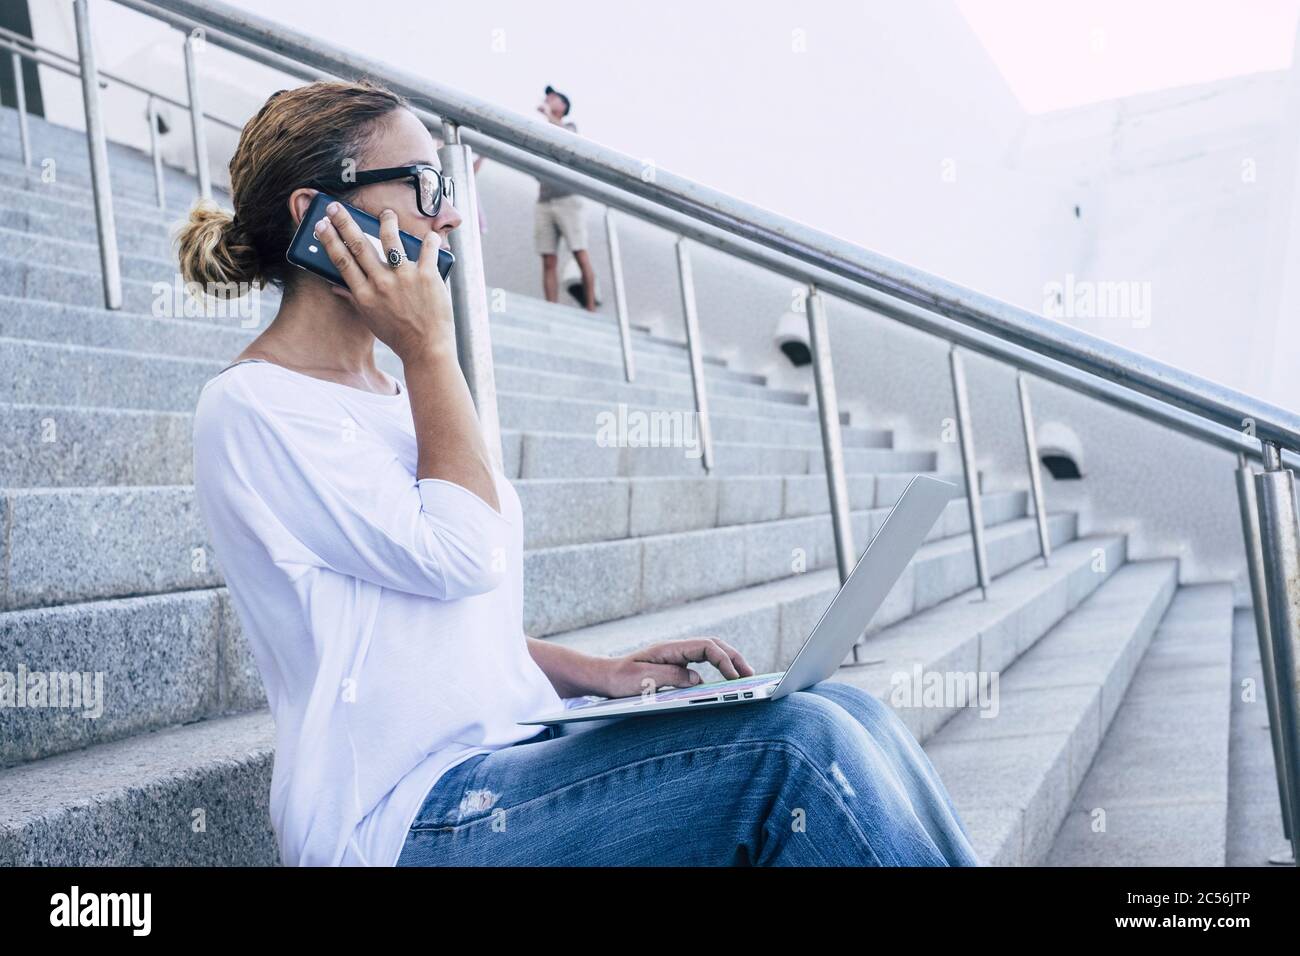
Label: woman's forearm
xmin=527 ymin=637 xmax=611 ymax=698
xmin=402 ymin=343 xmax=500 ymax=512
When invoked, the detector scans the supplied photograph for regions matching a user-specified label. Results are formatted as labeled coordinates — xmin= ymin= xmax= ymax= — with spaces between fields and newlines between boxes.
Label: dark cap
xmin=544 ymin=85 xmax=571 ymax=116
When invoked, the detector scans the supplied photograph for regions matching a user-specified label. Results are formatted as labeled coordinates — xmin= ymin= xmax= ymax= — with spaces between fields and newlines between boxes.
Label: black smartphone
xmin=285 ymin=191 xmax=454 ymax=286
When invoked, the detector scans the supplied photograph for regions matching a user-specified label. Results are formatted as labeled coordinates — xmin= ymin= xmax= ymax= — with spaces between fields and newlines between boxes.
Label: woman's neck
xmin=239 ymin=280 xmax=399 ymax=394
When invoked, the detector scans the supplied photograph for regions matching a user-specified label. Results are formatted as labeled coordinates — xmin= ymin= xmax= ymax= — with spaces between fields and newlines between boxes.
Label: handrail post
xmin=603 ymin=208 xmax=636 ymax=382
xmin=807 ymin=286 xmax=863 ymax=662
xmin=146 ymin=95 xmax=166 ymax=209
xmin=674 ymin=236 xmax=714 ymax=472
xmin=1017 ymin=372 xmax=1051 ymax=566
xmin=12 ymin=50 xmax=31 ymax=167
xmin=72 ymin=0 xmax=121 ymax=311
xmin=438 ymin=120 xmax=503 ymax=471
xmin=950 ymin=346 xmax=990 ymax=599
xmin=1255 ymin=441 xmax=1300 ymax=866
xmin=807 ymin=286 xmax=855 ymax=584
xmin=183 ymin=28 xmax=211 ymax=200
xmin=1236 ymin=453 xmax=1295 ymax=863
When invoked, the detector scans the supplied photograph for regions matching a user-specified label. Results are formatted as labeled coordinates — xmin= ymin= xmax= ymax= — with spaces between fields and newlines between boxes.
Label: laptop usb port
xmin=722 ymin=693 xmax=739 ymax=701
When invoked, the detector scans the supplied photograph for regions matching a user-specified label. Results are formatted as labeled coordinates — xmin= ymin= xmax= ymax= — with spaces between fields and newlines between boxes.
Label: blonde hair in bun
xmin=176 ymin=199 xmax=259 ymax=288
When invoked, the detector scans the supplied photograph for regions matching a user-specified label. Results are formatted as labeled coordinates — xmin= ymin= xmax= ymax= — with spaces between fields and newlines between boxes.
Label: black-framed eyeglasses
xmin=305 ymin=164 xmax=452 ymax=218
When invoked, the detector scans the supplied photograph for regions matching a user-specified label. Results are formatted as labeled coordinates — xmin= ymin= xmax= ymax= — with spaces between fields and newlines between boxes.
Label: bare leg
xmin=574 ymin=249 xmax=597 ymax=312
xmin=541 ymin=253 xmax=558 ymax=303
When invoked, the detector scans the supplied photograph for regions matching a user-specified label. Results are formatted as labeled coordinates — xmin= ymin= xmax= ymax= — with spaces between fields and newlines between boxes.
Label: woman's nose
xmin=436 ymin=200 xmax=463 ymax=233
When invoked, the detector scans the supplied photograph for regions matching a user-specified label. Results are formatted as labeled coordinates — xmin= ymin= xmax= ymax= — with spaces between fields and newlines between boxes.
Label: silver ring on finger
xmin=386 ymin=247 xmax=408 ymax=269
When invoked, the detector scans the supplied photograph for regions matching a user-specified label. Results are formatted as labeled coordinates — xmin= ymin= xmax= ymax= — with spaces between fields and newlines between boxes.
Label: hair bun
xmin=176 ymin=198 xmax=259 ymax=288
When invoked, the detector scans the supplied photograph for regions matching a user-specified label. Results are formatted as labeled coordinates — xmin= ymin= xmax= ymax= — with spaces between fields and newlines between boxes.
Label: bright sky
xmin=956 ymin=0 xmax=1300 ymax=113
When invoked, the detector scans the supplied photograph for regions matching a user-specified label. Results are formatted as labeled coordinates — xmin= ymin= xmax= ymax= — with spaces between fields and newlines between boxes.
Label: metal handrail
xmin=0 ymin=35 xmax=106 ymax=86
xmin=0 ymin=23 xmax=241 ymax=130
xmin=110 ymin=0 xmax=1300 ymax=456
xmin=460 ymin=134 xmax=1300 ymax=471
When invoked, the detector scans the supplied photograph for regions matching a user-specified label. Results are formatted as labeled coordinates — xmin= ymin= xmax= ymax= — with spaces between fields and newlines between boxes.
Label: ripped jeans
xmin=395 ymin=680 xmax=980 ymax=866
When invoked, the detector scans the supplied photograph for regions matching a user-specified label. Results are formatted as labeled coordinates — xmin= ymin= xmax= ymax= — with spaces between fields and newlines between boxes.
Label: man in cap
xmin=534 ymin=85 xmax=599 ymax=311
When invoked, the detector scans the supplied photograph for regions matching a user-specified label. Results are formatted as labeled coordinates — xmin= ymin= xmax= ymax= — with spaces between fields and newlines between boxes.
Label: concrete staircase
xmin=0 ymin=105 xmax=1260 ymax=866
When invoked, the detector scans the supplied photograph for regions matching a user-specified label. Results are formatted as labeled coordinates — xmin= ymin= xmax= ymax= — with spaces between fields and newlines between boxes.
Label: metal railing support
xmin=807 ymin=287 xmax=855 ymax=584
xmin=72 ymin=0 xmax=122 ymax=311
xmin=146 ymin=95 xmax=166 ymax=209
xmin=438 ymin=121 xmax=503 ymax=471
xmin=12 ymin=50 xmax=31 ymax=167
xmin=1236 ymin=454 xmax=1295 ymax=863
xmin=806 ymin=287 xmax=863 ymax=662
xmin=1017 ymin=372 xmax=1051 ymax=566
xmin=603 ymin=208 xmax=636 ymax=382
xmin=674 ymin=237 xmax=714 ymax=472
xmin=949 ymin=346 xmax=990 ymax=599
xmin=182 ymin=29 xmax=211 ymax=200
xmin=1255 ymin=441 xmax=1300 ymax=866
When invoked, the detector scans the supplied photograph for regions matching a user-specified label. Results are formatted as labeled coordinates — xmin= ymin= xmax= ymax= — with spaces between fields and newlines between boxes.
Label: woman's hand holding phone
xmin=312 ymin=199 xmax=500 ymax=511
xmin=312 ymin=201 xmax=453 ymax=362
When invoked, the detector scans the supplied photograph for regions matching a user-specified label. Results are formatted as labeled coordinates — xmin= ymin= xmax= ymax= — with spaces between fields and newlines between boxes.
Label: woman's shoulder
xmin=193 ymin=360 xmax=304 ymax=450
xmin=197 ymin=360 xmax=269 ymax=421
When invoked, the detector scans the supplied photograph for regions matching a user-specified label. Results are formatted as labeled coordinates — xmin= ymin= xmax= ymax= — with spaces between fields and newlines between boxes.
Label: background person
xmin=534 ymin=84 xmax=599 ymax=311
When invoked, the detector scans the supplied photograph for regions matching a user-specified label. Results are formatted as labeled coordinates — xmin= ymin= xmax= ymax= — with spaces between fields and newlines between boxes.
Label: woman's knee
xmin=749 ymin=689 xmax=863 ymax=759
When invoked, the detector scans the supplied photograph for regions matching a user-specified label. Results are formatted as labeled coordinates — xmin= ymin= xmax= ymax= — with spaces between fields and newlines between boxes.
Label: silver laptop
xmin=522 ymin=474 xmax=957 ymax=725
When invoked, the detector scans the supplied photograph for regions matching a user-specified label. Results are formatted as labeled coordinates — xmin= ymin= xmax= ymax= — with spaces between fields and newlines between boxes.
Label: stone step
xmin=517 ymin=473 xmax=986 ymax=548
xmin=0 ymin=125 xmax=211 ymax=215
xmin=494 ymin=394 xmax=884 ymax=450
xmin=1225 ymin=607 xmax=1291 ymax=866
xmin=0 ymin=708 xmax=278 ymax=866
xmin=833 ymin=536 xmax=1129 ymax=742
xmin=554 ymin=533 xmax=1124 ymax=696
xmin=0 ymin=527 xmax=1107 ymax=865
xmin=0 ymin=200 xmax=776 ymax=395
xmin=525 ymin=510 xmax=1074 ymax=637
xmin=0 ymin=291 xmax=771 ymax=393
xmin=483 ymin=321 xmax=761 ymax=385
xmin=0 ymin=257 xmax=213 ymax=314
xmin=0 ymin=588 xmax=249 ymax=769
xmin=0 ymin=281 xmax=747 ymax=381
xmin=0 ymin=179 xmax=723 ymax=371
xmin=0 ymin=192 xmax=176 ymax=259
xmin=0 ymin=203 xmax=809 ymax=407
xmin=0 ymin=400 xmax=925 ymax=487
xmin=0 ymin=498 xmax=1039 ymax=766
xmin=499 ymin=293 xmax=694 ymax=352
xmin=0 ymin=153 xmax=205 ymax=224
xmin=0 ymin=221 xmax=249 ymax=286
xmin=0 ymin=106 xmax=212 ymax=185
xmin=508 ymin=428 xmax=933 ymax=481
xmin=488 ymin=306 xmax=736 ymax=372
xmin=0 ymin=479 xmax=1016 ymax=613
xmin=1046 ymin=583 xmax=1235 ymax=866
xmin=0 ymin=335 xmax=810 ymax=415
xmin=923 ymin=559 xmax=1179 ymax=865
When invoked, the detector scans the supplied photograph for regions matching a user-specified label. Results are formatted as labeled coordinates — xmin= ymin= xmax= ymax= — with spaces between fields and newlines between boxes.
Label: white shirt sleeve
xmin=195 ymin=371 xmax=511 ymax=601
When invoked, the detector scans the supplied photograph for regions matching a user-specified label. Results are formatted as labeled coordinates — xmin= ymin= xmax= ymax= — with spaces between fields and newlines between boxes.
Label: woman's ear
xmin=287 ymin=188 xmax=319 ymax=226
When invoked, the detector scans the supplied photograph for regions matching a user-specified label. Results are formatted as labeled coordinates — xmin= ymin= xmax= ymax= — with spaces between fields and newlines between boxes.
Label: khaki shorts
xmin=534 ymin=195 xmax=588 ymax=255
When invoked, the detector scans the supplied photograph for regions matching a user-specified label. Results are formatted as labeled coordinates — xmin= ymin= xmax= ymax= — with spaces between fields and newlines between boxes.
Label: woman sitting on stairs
xmin=179 ymin=79 xmax=979 ymax=867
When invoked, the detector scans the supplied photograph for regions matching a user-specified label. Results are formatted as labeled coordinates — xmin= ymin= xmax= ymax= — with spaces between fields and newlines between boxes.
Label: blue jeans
xmin=395 ymin=680 xmax=980 ymax=866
